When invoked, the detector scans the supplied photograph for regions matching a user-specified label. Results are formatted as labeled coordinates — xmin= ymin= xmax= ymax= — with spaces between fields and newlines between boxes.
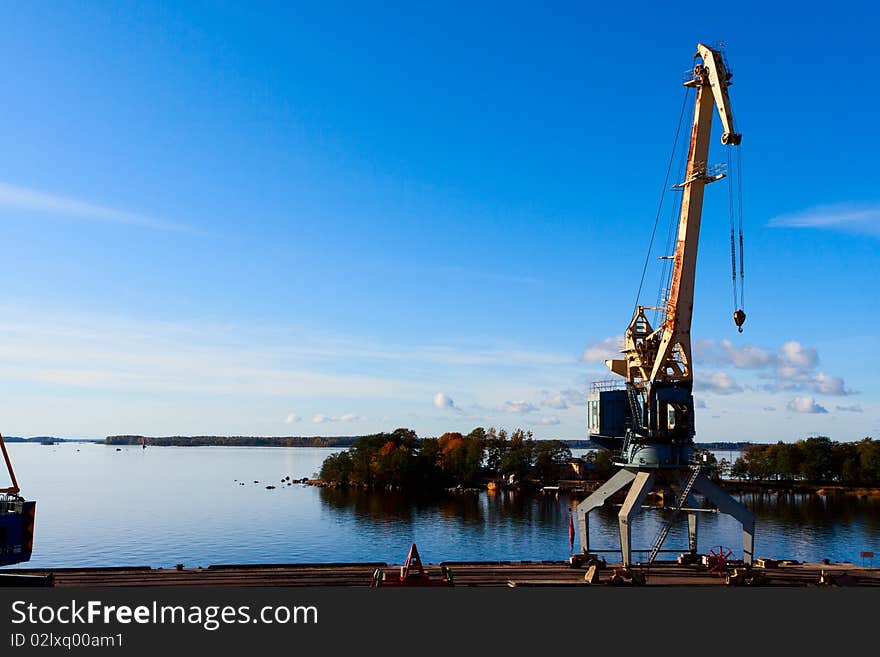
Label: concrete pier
xmin=2 ymin=560 xmax=878 ymax=587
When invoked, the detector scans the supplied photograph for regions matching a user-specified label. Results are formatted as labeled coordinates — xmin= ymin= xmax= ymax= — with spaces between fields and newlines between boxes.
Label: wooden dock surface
xmin=3 ymin=560 xmax=879 ymax=587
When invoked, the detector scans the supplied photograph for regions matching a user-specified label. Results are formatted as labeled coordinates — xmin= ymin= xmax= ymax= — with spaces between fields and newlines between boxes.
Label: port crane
xmin=0 ymin=433 xmax=36 ymax=566
xmin=576 ymin=43 xmax=754 ymax=569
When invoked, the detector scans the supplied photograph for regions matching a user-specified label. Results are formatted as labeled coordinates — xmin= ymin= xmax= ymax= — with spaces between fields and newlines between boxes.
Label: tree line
xmin=728 ymin=437 xmax=880 ymax=485
xmin=317 ymin=427 xmax=576 ymax=489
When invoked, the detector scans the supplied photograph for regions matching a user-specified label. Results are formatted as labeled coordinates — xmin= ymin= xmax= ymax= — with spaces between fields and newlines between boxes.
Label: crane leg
xmin=618 ymin=471 xmax=655 ymax=567
xmin=692 ymin=474 xmax=755 ymax=564
xmin=576 ymin=468 xmax=636 ymax=556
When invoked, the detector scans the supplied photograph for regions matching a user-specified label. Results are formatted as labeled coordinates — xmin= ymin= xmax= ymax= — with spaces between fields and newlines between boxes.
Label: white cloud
xmin=285 ymin=413 xmax=302 ymax=424
xmin=763 ymin=406 xmax=776 ymax=412
xmin=780 ymin=341 xmax=818 ymax=369
xmin=695 ymin=338 xmax=852 ymax=398
xmin=0 ymin=180 xmax=189 ymax=232
xmin=696 ymin=339 xmax=776 ymax=369
xmin=432 ymin=393 xmax=461 ymax=412
xmin=695 ymin=371 xmax=743 ymax=395
xmin=696 ymin=338 xmax=855 ymax=396
xmin=769 ymin=202 xmax=880 ymax=237
xmin=541 ymin=393 xmax=569 ymax=410
xmin=312 ymin=414 xmax=335 ymax=424
xmin=786 ymin=396 xmax=828 ymax=414
xmin=835 ymin=404 xmax=863 ymax=413
xmin=581 ymin=337 xmax=620 ymax=363
xmin=498 ymin=400 xmax=539 ymax=414
xmin=539 ymin=388 xmax=586 ymax=409
xmin=340 ymin=414 xmax=362 ymax=423
xmin=811 ymin=372 xmax=850 ymax=396
xmin=538 ymin=416 xmax=560 ymax=426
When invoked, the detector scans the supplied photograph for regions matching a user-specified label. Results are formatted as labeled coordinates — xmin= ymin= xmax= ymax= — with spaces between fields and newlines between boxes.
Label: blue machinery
xmin=0 ymin=433 xmax=36 ymax=566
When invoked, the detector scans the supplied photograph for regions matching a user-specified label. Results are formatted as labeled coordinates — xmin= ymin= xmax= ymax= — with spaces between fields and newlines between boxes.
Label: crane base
xmin=575 ymin=467 xmax=754 ymax=568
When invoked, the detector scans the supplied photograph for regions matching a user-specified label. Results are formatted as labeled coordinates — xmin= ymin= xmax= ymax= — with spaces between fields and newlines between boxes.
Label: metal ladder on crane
xmin=644 ymin=464 xmax=701 ymax=570
xmin=620 ymin=386 xmax=644 ymax=457
xmin=626 ymin=385 xmax=643 ymax=430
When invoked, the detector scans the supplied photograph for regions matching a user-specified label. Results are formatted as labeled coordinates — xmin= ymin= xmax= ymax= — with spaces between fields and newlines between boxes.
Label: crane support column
xmin=576 ymin=468 xmax=636 ymax=555
xmin=692 ymin=473 xmax=755 ymax=564
xmin=618 ymin=471 xmax=655 ymax=567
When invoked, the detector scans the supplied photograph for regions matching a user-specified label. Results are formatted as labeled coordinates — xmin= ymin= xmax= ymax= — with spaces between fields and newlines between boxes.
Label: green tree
xmin=500 ymin=429 xmax=534 ymax=481
xmin=743 ymin=444 xmax=772 ymax=480
xmin=857 ymin=438 xmax=880 ymax=485
xmin=774 ymin=442 xmax=802 ymax=481
xmin=729 ymin=457 xmax=748 ymax=480
xmin=585 ymin=449 xmax=616 ymax=480
xmin=533 ymin=440 xmax=572 ymax=481
xmin=485 ymin=427 xmax=507 ymax=473
xmin=798 ymin=436 xmax=834 ymax=482
xmin=318 ymin=451 xmax=352 ymax=483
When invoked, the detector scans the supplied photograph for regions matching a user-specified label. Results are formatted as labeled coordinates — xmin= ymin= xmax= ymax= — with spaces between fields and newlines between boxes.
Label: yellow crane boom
xmin=607 ymin=43 xmax=742 ymax=389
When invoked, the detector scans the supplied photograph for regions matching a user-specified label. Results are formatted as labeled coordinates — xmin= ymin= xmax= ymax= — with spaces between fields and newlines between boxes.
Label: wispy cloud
xmin=768 ymin=202 xmax=880 ymax=237
xmin=285 ymin=413 xmax=302 ymax=424
xmin=537 ymin=416 xmax=560 ymax=426
xmin=581 ymin=337 xmax=620 ymax=363
xmin=498 ymin=400 xmax=538 ymax=414
xmin=787 ymin=396 xmax=828 ymax=414
xmin=835 ymin=404 xmax=863 ymax=413
xmin=0 ymin=181 xmax=190 ymax=232
xmin=312 ymin=413 xmax=363 ymax=424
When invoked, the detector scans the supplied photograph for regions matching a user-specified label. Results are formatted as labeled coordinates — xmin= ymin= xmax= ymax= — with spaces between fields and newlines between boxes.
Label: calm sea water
xmin=2 ymin=442 xmax=878 ymax=569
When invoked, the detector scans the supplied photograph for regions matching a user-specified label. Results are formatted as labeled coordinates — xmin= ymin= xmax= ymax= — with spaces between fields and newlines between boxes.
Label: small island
xmin=314 ymin=429 xmax=880 ymax=496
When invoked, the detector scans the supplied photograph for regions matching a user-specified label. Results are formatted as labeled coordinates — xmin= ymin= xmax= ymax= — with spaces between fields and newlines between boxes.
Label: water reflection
xmin=318 ymin=485 xmax=880 ymax=564
xmin=4 ymin=442 xmax=877 ymax=568
xmin=318 ymin=486 xmax=567 ymax=528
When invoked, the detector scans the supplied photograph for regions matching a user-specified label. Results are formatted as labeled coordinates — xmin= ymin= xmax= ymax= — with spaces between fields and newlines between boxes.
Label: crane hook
xmin=733 ymin=309 xmax=746 ymax=333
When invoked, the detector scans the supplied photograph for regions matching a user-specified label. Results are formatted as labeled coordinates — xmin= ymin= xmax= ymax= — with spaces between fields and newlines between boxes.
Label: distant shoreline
xmin=102 ymin=435 xmax=606 ymax=449
xmin=3 ymin=436 xmax=101 ymax=444
xmin=8 ymin=435 xmax=755 ymax=450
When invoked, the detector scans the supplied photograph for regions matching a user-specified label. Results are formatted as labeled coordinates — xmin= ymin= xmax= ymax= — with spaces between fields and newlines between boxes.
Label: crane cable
xmin=737 ymin=146 xmax=745 ymax=310
xmin=653 ymin=138 xmax=687 ymax=327
xmin=727 ymin=146 xmax=738 ymax=310
xmin=632 ymin=88 xmax=691 ymax=317
xmin=727 ymin=144 xmax=746 ymax=331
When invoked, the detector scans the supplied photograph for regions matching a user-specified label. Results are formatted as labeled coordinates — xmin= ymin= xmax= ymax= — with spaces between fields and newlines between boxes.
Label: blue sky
xmin=0 ymin=1 xmax=877 ymax=442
